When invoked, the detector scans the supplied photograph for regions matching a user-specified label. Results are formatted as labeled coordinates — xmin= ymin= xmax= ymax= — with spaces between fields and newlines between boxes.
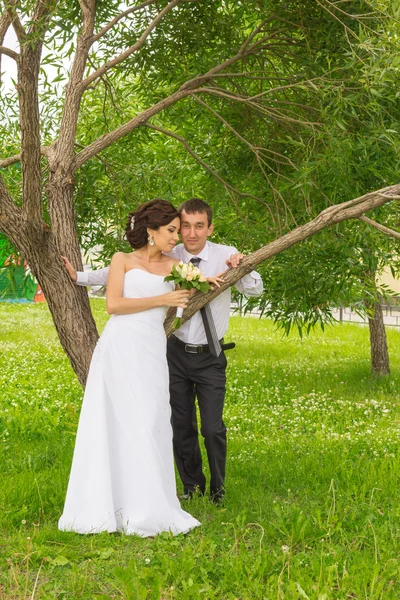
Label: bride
xmin=59 ymin=199 xmax=200 ymax=536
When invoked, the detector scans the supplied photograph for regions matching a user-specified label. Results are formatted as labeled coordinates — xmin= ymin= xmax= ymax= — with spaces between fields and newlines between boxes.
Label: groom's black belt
xmin=170 ymin=335 xmax=235 ymax=354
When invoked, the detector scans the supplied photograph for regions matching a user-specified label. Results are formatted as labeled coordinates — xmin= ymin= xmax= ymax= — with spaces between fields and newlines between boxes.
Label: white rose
xmin=199 ymin=274 xmax=206 ymax=282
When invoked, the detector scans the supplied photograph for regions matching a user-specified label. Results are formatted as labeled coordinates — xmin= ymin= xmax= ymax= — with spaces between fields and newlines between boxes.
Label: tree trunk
xmin=4 ymin=193 xmax=100 ymax=387
xmin=367 ymin=297 xmax=390 ymax=376
xmin=22 ymin=225 xmax=99 ymax=387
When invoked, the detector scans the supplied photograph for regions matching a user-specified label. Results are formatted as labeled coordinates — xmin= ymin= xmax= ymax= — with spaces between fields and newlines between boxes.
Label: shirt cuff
xmin=76 ymin=271 xmax=89 ymax=286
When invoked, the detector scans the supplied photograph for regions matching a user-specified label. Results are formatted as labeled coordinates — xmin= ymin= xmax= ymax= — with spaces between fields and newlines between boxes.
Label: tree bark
xmin=367 ymin=300 xmax=390 ymax=376
xmin=21 ymin=223 xmax=98 ymax=387
xmin=364 ymin=274 xmax=390 ymax=376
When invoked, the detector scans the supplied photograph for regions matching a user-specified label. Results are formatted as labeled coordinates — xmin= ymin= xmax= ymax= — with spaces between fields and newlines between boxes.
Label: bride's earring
xmin=148 ymin=234 xmax=155 ymax=246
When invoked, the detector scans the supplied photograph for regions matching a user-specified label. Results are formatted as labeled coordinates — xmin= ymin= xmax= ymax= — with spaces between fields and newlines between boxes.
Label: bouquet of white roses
xmin=165 ymin=261 xmax=210 ymax=329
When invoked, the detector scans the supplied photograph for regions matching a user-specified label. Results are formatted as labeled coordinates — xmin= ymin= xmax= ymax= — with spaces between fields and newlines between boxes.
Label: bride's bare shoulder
xmin=110 ymin=252 xmax=137 ymax=269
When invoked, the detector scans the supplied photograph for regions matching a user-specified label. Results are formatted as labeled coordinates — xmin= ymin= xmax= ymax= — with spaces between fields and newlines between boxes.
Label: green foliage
xmin=0 ymin=234 xmax=15 ymax=268
xmin=2 ymin=0 xmax=400 ymax=334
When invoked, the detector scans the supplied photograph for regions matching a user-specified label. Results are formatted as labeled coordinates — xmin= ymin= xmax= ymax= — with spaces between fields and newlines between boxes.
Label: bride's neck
xmin=135 ymin=247 xmax=162 ymax=263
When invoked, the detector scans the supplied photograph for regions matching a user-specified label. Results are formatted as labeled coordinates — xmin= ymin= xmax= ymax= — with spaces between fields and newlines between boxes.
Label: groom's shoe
xmin=179 ymin=493 xmax=192 ymax=501
xmin=180 ymin=487 xmax=205 ymax=501
xmin=210 ymin=488 xmax=225 ymax=505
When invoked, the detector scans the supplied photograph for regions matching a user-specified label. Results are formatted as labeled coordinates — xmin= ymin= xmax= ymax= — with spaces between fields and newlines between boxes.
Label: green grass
xmin=0 ymin=301 xmax=399 ymax=599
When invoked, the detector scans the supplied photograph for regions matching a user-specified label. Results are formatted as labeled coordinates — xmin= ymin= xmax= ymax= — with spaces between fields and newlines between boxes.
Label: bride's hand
xmin=163 ymin=290 xmax=190 ymax=308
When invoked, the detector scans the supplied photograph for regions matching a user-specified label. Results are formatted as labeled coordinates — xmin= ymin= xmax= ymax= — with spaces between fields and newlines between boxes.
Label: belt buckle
xmin=185 ymin=343 xmax=202 ymax=354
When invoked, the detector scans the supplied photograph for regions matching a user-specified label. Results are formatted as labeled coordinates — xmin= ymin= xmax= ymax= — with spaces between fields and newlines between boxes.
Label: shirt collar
xmin=182 ymin=241 xmax=210 ymax=263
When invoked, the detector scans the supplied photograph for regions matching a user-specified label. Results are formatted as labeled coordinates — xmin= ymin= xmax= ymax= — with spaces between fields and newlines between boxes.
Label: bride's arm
xmin=106 ymin=253 xmax=190 ymax=315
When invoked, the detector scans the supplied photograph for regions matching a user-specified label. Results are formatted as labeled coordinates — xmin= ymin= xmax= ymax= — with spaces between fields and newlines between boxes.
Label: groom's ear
xmin=207 ymin=223 xmax=214 ymax=237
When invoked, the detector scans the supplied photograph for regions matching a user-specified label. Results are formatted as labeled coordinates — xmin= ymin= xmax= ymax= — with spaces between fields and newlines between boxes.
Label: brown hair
xmin=125 ymin=199 xmax=180 ymax=249
xmin=178 ymin=198 xmax=213 ymax=226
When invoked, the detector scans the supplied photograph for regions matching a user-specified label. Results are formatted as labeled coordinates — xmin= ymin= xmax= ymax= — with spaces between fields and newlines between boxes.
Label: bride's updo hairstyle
xmin=125 ymin=199 xmax=180 ymax=249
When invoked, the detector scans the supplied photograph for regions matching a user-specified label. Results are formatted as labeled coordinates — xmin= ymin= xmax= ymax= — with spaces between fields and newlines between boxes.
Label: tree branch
xmin=73 ymin=88 xmax=193 ymax=170
xmin=91 ymin=0 xmax=160 ymax=43
xmin=55 ymin=0 xmax=96 ymax=161
xmin=164 ymin=184 xmax=400 ymax=334
xmin=74 ymin=20 xmax=281 ymax=170
xmin=0 ymin=44 xmax=18 ymax=60
xmin=81 ymin=0 xmax=183 ymax=90
xmin=0 ymin=10 xmax=10 ymax=41
xmin=193 ymin=95 xmax=297 ymax=171
xmin=179 ymin=32 xmax=287 ymax=92
xmin=5 ymin=0 xmax=26 ymax=42
xmin=17 ymin=1 xmax=55 ymax=222
xmin=359 ymin=215 xmax=400 ymax=240
xmin=28 ymin=0 xmax=57 ymax=37
xmin=0 ymin=10 xmax=10 ymax=81
xmin=194 ymin=86 xmax=320 ymax=128
xmin=0 ymin=146 xmax=49 ymax=169
xmin=143 ymin=122 xmax=273 ymax=211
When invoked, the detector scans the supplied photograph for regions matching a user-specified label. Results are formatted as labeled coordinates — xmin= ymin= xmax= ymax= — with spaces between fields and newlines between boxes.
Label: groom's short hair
xmin=178 ymin=198 xmax=213 ymax=226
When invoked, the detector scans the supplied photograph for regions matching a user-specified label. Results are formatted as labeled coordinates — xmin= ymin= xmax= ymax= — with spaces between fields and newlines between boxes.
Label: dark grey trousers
xmin=167 ymin=338 xmax=227 ymax=496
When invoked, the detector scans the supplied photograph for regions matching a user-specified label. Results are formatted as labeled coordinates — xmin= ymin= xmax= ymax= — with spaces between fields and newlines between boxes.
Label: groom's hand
xmin=61 ymin=256 xmax=78 ymax=282
xmin=226 ymin=253 xmax=244 ymax=269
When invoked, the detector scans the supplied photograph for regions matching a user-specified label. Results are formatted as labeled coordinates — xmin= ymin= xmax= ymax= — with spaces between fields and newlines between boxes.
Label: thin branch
xmin=73 ymin=88 xmax=192 ymax=170
xmin=246 ymin=75 xmax=330 ymax=101
xmin=315 ymin=0 xmax=359 ymax=40
xmin=193 ymin=95 xmax=297 ymax=171
xmin=322 ymin=0 xmax=380 ymax=21
xmin=239 ymin=19 xmax=269 ymax=52
xmin=81 ymin=0 xmax=183 ymax=90
xmin=143 ymin=122 xmax=274 ymax=215
xmin=359 ymin=215 xmax=400 ymax=240
xmin=28 ymin=0 xmax=57 ymax=37
xmin=74 ymin=19 xmax=276 ymax=170
xmin=0 ymin=153 xmax=21 ymax=168
xmin=0 ymin=146 xmax=49 ymax=169
xmin=91 ymin=0 xmax=160 ymax=43
xmin=0 ymin=44 xmax=18 ymax=60
xmin=194 ymin=87 xmax=320 ymax=128
xmin=180 ymin=33 xmax=290 ymax=92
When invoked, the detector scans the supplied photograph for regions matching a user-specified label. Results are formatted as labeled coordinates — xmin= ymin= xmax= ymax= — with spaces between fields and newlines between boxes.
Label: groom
xmin=63 ymin=198 xmax=263 ymax=502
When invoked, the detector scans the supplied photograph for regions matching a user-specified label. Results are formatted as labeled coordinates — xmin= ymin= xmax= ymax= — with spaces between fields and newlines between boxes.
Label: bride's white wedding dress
xmin=58 ymin=269 xmax=200 ymax=537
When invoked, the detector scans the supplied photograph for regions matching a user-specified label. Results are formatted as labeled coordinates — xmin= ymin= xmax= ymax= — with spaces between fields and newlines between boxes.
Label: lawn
xmin=0 ymin=301 xmax=399 ymax=599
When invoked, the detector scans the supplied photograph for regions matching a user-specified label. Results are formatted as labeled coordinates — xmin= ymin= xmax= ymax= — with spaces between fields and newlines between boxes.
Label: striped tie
xmin=190 ymin=257 xmax=222 ymax=357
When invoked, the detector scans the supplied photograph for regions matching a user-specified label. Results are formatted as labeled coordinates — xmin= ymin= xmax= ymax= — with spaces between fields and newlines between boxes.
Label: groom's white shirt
xmin=76 ymin=241 xmax=263 ymax=345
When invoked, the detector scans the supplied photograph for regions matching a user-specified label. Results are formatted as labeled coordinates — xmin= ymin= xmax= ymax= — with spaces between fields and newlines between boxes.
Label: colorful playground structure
xmin=0 ymin=237 xmax=44 ymax=303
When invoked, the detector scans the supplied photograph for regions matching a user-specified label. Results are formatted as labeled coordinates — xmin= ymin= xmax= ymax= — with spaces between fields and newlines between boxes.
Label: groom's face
xmin=180 ymin=210 xmax=214 ymax=255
